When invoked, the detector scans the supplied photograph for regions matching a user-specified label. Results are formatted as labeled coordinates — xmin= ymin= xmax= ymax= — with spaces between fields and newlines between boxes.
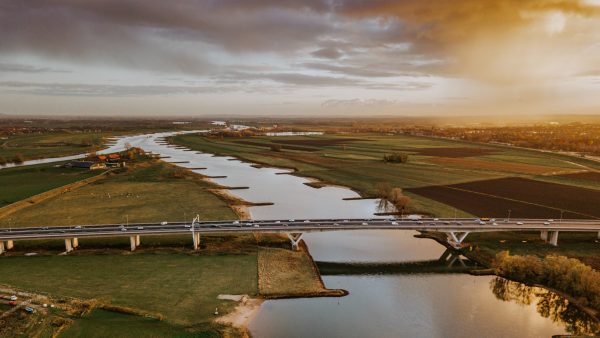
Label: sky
xmin=0 ymin=0 xmax=599 ymax=117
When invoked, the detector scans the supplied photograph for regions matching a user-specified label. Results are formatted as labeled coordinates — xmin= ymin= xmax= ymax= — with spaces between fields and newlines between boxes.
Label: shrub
xmin=383 ymin=152 xmax=408 ymax=163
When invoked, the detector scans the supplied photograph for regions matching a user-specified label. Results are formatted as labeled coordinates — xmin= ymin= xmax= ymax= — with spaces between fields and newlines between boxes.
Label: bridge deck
xmin=1 ymin=218 xmax=599 ymax=241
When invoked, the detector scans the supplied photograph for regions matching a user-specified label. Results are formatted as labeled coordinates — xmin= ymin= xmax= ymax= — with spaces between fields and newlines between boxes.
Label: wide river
xmin=8 ymin=131 xmax=598 ymax=337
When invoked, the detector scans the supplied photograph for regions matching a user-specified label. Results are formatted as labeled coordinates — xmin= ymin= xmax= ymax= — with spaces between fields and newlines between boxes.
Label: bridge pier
xmin=286 ymin=233 xmax=304 ymax=251
xmin=549 ymin=231 xmax=559 ymax=246
xmin=5 ymin=240 xmax=13 ymax=250
xmin=445 ymin=231 xmax=470 ymax=249
xmin=72 ymin=238 xmax=79 ymax=248
xmin=192 ymin=233 xmax=200 ymax=251
xmin=135 ymin=235 xmax=140 ymax=246
xmin=540 ymin=230 xmax=548 ymax=242
xmin=64 ymin=238 xmax=73 ymax=253
xmin=130 ymin=236 xmax=138 ymax=251
xmin=0 ymin=241 xmax=4 ymax=255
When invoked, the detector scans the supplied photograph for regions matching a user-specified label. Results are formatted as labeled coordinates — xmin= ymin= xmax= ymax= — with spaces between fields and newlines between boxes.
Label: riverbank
xmin=417 ymin=231 xmax=600 ymax=325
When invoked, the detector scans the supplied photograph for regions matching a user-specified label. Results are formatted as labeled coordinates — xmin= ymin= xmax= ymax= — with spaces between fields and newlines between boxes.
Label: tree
xmin=0 ymin=156 xmax=6 ymax=166
xmin=12 ymin=153 xmax=24 ymax=164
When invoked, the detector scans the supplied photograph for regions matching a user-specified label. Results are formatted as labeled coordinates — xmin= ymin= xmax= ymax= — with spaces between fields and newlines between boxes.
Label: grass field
xmin=0 ymin=161 xmax=237 ymax=227
xmin=0 ymin=163 xmax=99 ymax=208
xmin=0 ymin=132 xmax=114 ymax=162
xmin=171 ymin=133 xmax=599 ymax=217
xmin=61 ymin=309 xmax=210 ymax=338
xmin=0 ymin=253 xmax=258 ymax=326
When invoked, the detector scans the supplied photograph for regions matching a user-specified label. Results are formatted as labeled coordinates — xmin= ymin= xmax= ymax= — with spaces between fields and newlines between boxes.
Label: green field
xmin=171 ymin=133 xmax=599 ymax=217
xmin=0 ymin=163 xmax=99 ymax=208
xmin=0 ymin=253 xmax=257 ymax=330
xmin=0 ymin=161 xmax=237 ymax=227
xmin=0 ymin=132 xmax=115 ymax=162
xmin=61 ymin=309 xmax=209 ymax=338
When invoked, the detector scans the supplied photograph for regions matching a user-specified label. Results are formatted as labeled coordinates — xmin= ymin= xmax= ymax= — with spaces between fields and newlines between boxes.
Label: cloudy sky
xmin=1 ymin=0 xmax=599 ymax=116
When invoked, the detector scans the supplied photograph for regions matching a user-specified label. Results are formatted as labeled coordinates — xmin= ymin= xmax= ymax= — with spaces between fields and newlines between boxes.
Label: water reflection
xmin=490 ymin=277 xmax=599 ymax=335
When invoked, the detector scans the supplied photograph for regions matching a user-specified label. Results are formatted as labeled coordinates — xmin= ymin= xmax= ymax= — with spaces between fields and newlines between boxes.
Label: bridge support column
xmin=0 ymin=241 xmax=4 ymax=255
xmin=286 ymin=233 xmax=304 ymax=251
xmin=549 ymin=231 xmax=559 ymax=246
xmin=192 ymin=233 xmax=200 ymax=251
xmin=597 ymin=231 xmax=600 ymax=240
xmin=129 ymin=236 xmax=137 ymax=251
xmin=6 ymin=240 xmax=13 ymax=250
xmin=540 ymin=230 xmax=548 ymax=242
xmin=135 ymin=235 xmax=140 ymax=247
xmin=64 ymin=239 xmax=73 ymax=253
xmin=72 ymin=238 xmax=79 ymax=248
xmin=445 ymin=231 xmax=470 ymax=249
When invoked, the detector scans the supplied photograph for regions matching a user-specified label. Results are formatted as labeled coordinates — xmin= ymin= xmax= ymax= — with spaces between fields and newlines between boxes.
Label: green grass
xmin=0 ymin=132 xmax=114 ymax=161
xmin=0 ymin=253 xmax=258 ymax=325
xmin=0 ymin=161 xmax=237 ymax=227
xmin=0 ymin=163 xmax=98 ymax=208
xmin=60 ymin=309 xmax=215 ymax=338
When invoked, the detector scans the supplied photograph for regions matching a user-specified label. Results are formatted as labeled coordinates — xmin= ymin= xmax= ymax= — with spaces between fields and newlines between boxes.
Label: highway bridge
xmin=1 ymin=217 xmax=600 ymax=254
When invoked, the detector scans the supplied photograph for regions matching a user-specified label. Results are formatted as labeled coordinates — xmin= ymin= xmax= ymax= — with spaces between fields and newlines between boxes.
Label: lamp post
xmin=507 ymin=209 xmax=512 ymax=222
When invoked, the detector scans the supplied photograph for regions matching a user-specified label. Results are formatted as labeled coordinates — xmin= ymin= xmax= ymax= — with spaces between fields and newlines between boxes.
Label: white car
xmin=232 ymin=221 xmax=239 ymax=225
xmin=391 ymin=222 xmax=398 ymax=225
xmin=184 ymin=224 xmax=191 ymax=228
xmin=543 ymin=222 xmax=550 ymax=226
xmin=479 ymin=221 xmax=486 ymax=225
xmin=137 ymin=226 xmax=144 ymax=230
xmin=275 ymin=220 xmax=281 ymax=223
xmin=548 ymin=219 xmax=555 ymax=222
xmin=362 ymin=222 xmax=368 ymax=225
xmin=10 ymin=295 xmax=17 ymax=301
xmin=161 ymin=221 xmax=168 ymax=225
xmin=303 ymin=220 xmax=310 ymax=223
xmin=492 ymin=222 xmax=498 ymax=226
xmin=254 ymin=224 xmax=260 ymax=228
xmin=121 ymin=227 xmax=127 ymax=232
xmin=517 ymin=222 xmax=524 ymax=225
xmin=288 ymin=219 xmax=295 ymax=222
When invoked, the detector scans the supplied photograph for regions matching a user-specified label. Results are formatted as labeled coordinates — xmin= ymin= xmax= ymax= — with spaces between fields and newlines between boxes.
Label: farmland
xmin=0 ymin=163 xmax=99 ymax=208
xmin=0 ymin=160 xmax=238 ymax=228
xmin=170 ymin=132 xmax=600 ymax=217
xmin=0 ymin=132 xmax=112 ymax=162
xmin=408 ymin=177 xmax=600 ymax=219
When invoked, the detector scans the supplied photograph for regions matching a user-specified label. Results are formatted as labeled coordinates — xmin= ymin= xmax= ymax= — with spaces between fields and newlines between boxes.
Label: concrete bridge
xmin=1 ymin=217 xmax=600 ymax=254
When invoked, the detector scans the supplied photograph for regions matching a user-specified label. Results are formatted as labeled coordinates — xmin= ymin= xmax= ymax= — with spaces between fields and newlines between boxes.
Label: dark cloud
xmin=0 ymin=62 xmax=70 ymax=74
xmin=0 ymin=81 xmax=252 ymax=96
xmin=311 ymin=48 xmax=344 ymax=59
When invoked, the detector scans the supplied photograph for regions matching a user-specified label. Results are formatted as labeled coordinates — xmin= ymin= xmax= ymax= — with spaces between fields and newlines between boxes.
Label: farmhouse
xmin=65 ymin=161 xmax=106 ymax=170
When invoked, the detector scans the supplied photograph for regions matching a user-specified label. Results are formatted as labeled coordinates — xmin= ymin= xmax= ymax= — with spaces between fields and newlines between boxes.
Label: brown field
xmin=398 ymin=147 xmax=498 ymax=157
xmin=427 ymin=157 xmax=562 ymax=174
xmin=556 ymin=171 xmax=600 ymax=182
xmin=408 ymin=177 xmax=600 ymax=219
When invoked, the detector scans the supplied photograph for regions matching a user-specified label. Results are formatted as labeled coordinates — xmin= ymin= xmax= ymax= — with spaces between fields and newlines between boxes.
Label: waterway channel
xmin=7 ymin=131 xmax=598 ymax=337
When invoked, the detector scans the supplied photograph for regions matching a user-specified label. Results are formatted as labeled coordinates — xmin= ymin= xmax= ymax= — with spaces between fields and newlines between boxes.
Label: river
xmin=6 ymin=131 xmax=598 ymax=337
